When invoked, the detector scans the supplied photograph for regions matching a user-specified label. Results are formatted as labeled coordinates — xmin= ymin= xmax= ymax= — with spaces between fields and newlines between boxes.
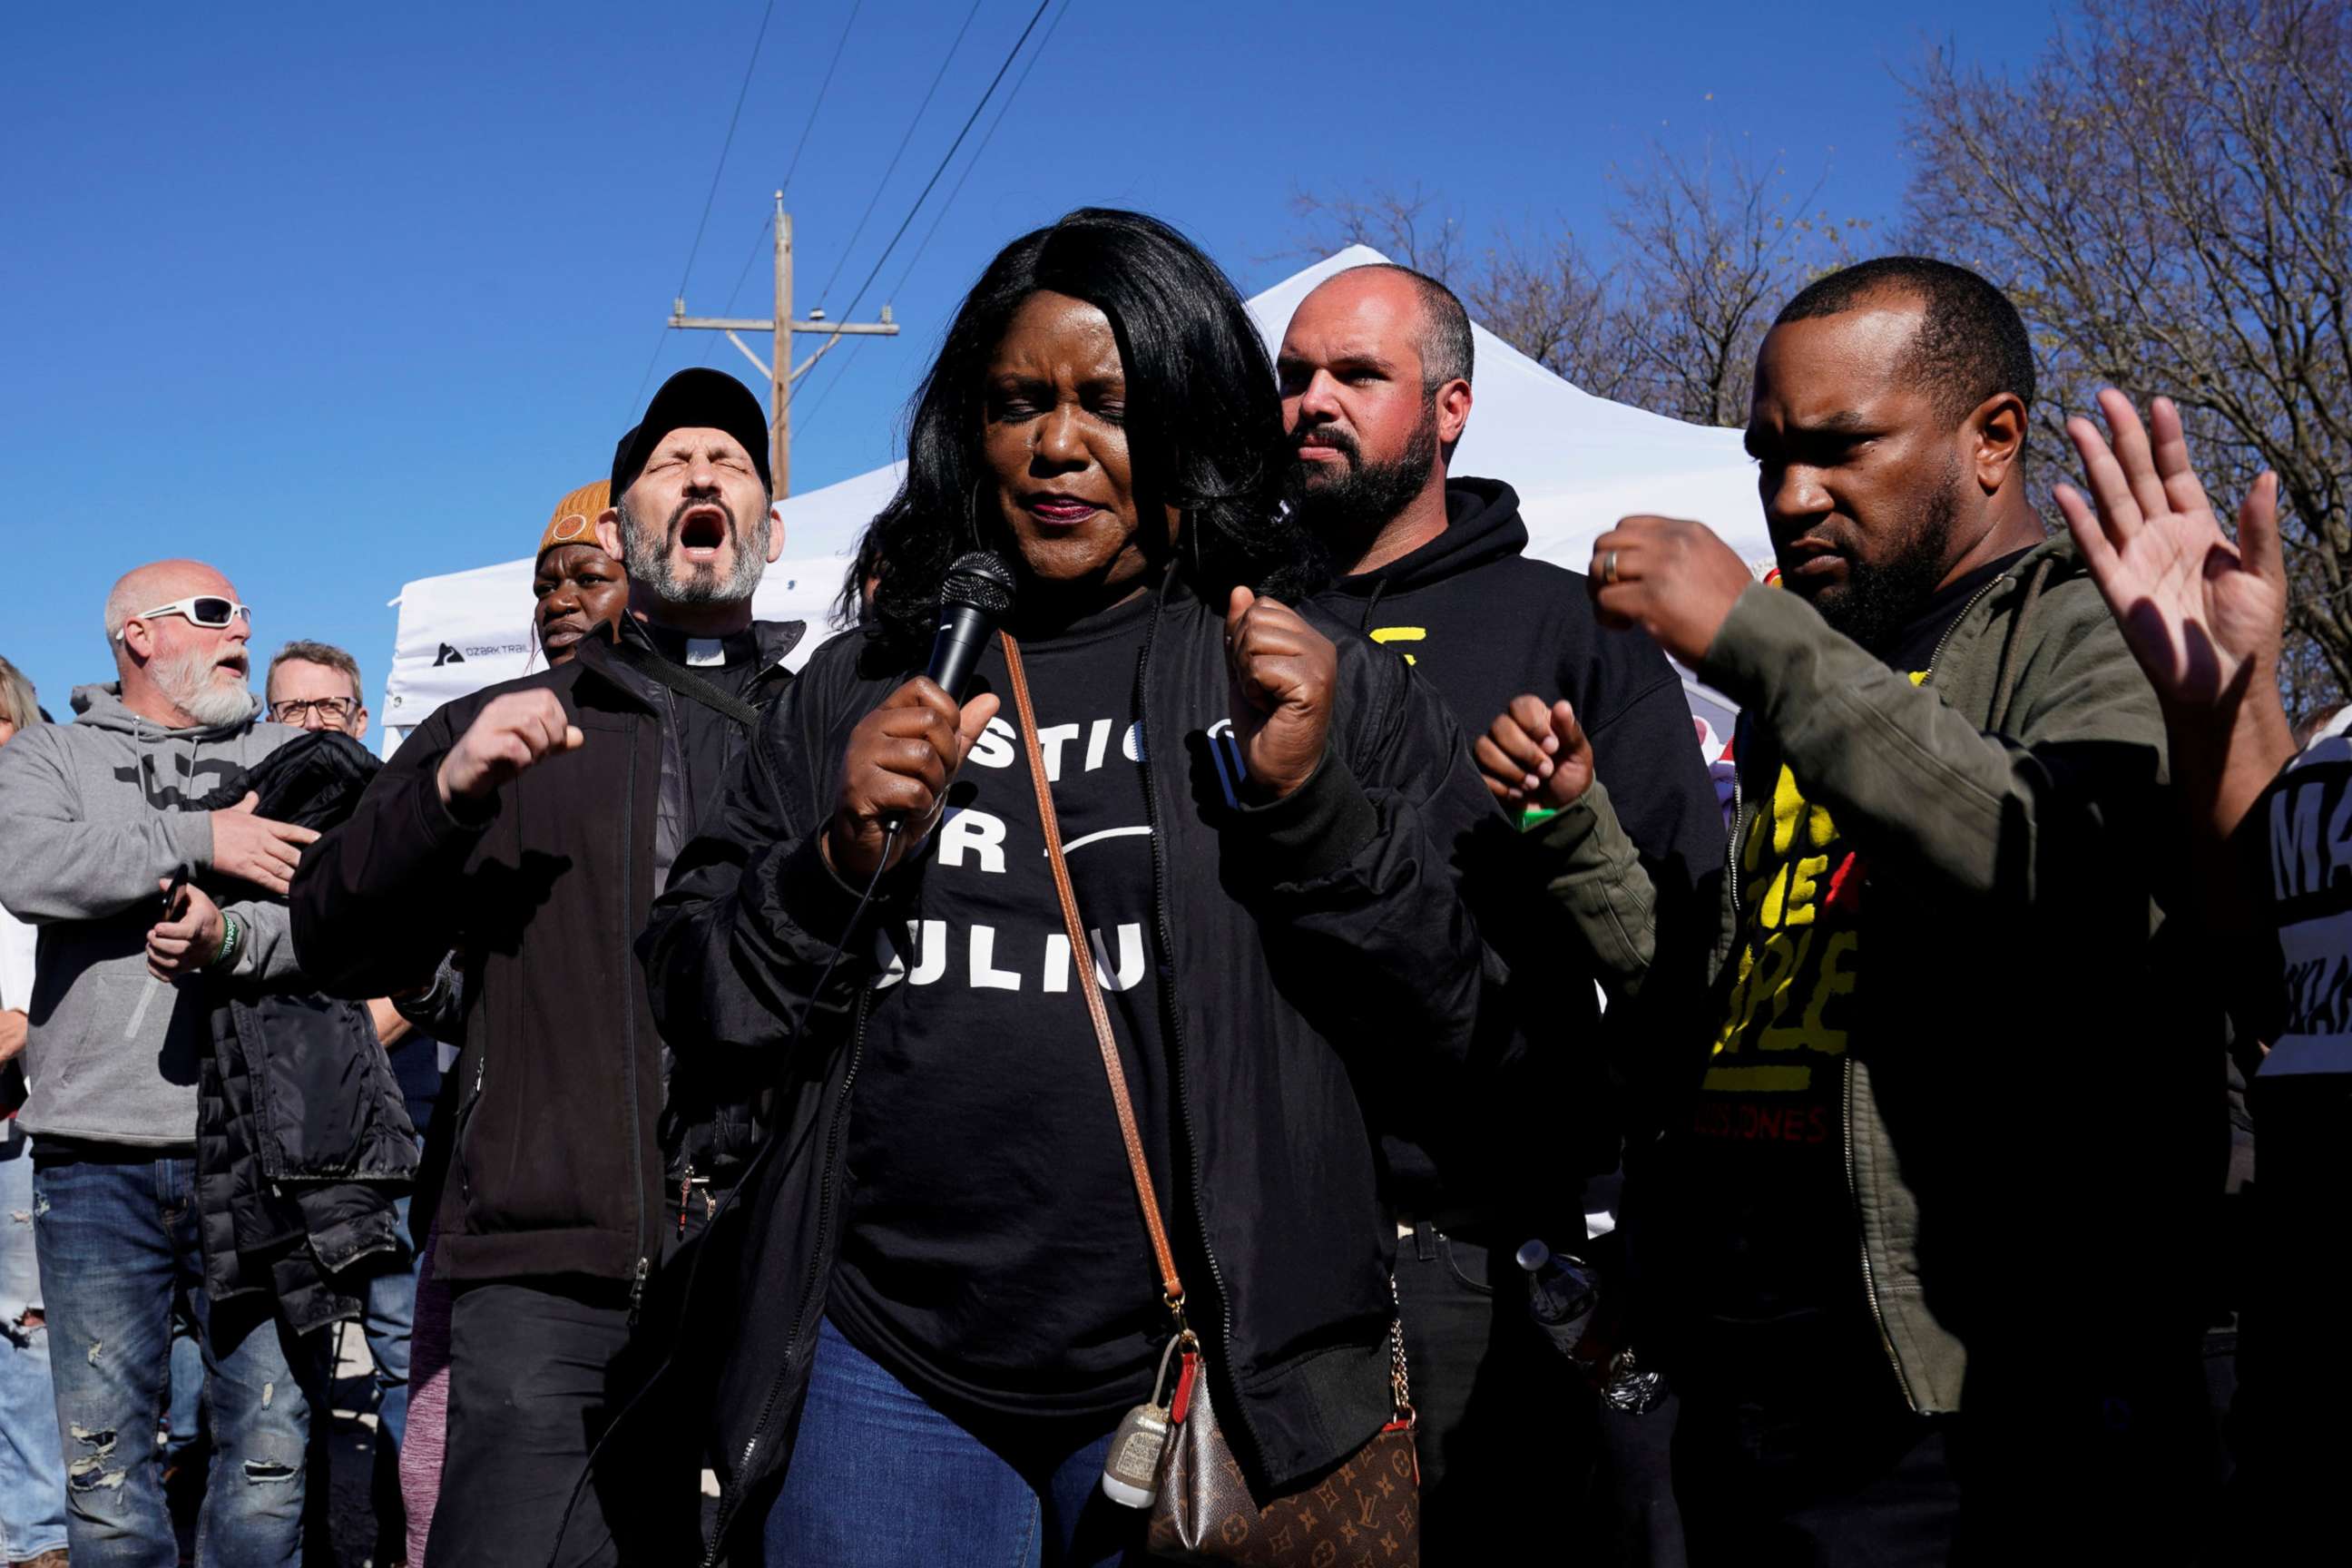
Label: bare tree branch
xmin=1903 ymin=0 xmax=2352 ymax=711
xmin=1284 ymin=185 xmax=1469 ymax=284
xmin=1290 ymin=142 xmax=1854 ymax=429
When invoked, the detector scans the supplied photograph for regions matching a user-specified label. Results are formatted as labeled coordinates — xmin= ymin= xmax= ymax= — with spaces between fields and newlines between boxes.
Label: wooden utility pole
xmin=772 ymin=199 xmax=791 ymax=495
xmin=669 ymin=191 xmax=901 ymax=501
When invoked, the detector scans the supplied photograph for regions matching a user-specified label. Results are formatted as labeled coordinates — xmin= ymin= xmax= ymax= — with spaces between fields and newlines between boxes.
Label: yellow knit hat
xmin=538 ymin=481 xmax=612 ymax=558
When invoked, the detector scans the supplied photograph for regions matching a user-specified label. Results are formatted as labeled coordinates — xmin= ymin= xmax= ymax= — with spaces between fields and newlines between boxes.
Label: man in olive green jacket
xmin=1478 ymin=259 xmax=2215 ymax=1560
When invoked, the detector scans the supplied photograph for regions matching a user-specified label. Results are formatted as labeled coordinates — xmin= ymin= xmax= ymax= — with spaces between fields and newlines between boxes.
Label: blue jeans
xmin=361 ymin=1190 xmax=416 ymax=1452
xmin=165 ymin=1297 xmax=201 ymax=1461
xmin=764 ymin=1317 xmax=1141 ymax=1567
xmin=0 ymin=1125 xmax=68 ymax=1562
xmin=366 ymin=1061 xmax=437 ymax=1458
xmin=32 ymin=1150 xmax=328 ymax=1568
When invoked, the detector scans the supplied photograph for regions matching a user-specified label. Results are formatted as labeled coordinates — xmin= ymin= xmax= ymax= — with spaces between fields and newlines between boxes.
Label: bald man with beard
xmin=0 ymin=558 xmax=332 ymax=1567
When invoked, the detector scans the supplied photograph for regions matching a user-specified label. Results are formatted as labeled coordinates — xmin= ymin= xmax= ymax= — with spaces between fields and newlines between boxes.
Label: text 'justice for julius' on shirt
xmin=825 ymin=591 xmax=1187 ymax=1421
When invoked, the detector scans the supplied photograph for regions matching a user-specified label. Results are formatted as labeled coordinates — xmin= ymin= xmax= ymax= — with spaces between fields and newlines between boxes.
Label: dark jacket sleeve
xmin=1224 ymin=640 xmax=1511 ymax=1068
xmin=289 ymin=701 xmax=491 ymax=999
xmin=1699 ymin=581 xmax=2165 ymax=907
xmin=641 ymin=654 xmax=892 ymax=1057
xmin=1519 ymin=779 xmax=1660 ymax=998
xmin=392 ymin=952 xmax=466 ymax=1038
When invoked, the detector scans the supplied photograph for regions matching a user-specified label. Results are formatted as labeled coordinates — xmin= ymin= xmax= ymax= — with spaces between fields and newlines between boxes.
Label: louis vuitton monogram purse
xmin=1001 ymin=631 xmax=1421 ymax=1568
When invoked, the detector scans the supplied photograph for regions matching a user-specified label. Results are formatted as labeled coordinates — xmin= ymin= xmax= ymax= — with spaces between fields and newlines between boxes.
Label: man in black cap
xmin=292 ymin=369 xmax=804 ymax=1566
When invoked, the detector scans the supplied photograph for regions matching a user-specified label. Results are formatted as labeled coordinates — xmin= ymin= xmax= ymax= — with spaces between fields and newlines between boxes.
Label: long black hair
xmin=858 ymin=208 xmax=1325 ymax=656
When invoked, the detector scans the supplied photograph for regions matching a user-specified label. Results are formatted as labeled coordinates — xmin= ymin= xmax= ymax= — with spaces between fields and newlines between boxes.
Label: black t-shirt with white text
xmin=2236 ymin=714 xmax=2352 ymax=1502
xmin=826 ymin=592 xmax=1181 ymax=1419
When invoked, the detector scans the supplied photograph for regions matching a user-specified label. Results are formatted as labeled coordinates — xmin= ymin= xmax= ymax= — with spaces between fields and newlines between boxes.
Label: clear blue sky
xmin=2 ymin=0 xmax=2051 ymax=718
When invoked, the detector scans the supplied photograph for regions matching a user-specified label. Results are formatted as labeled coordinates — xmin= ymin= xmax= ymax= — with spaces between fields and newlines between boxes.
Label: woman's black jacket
xmin=641 ymin=578 xmax=1510 ymax=1553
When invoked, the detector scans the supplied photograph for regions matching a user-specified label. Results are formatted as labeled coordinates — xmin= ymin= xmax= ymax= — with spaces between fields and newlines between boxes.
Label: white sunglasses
xmin=114 ymin=595 xmax=254 ymax=642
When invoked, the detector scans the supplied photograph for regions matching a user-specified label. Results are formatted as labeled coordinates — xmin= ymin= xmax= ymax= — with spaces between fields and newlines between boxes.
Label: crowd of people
xmin=0 ymin=206 xmax=2331 ymax=1567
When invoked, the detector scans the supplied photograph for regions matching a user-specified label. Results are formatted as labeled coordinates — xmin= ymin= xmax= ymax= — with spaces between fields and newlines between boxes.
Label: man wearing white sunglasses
xmin=0 ymin=556 xmax=330 ymax=1565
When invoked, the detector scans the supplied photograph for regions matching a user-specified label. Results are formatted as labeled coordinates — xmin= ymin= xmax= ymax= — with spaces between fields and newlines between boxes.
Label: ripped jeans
xmin=31 ymin=1146 xmax=328 ymax=1568
xmin=1 ymin=1123 xmax=68 ymax=1563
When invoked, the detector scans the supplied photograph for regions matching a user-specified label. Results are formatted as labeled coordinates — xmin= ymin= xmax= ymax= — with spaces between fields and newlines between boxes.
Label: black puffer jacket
xmin=290 ymin=627 xmax=799 ymax=1291
xmin=642 ymin=576 xmax=1508 ymax=1557
xmin=192 ymin=730 xmax=418 ymax=1335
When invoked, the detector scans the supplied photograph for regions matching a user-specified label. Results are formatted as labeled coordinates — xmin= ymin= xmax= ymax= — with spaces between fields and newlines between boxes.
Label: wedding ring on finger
xmin=1601 ymin=548 xmax=1621 ymax=586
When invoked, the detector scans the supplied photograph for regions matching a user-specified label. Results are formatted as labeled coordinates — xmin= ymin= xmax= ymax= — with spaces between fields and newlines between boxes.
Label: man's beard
xmin=152 ymin=647 xmax=253 ymax=728
xmin=1283 ymin=398 xmax=1440 ymax=548
xmin=619 ymin=495 xmax=770 ymax=607
xmin=1799 ymin=461 xmax=1965 ymax=652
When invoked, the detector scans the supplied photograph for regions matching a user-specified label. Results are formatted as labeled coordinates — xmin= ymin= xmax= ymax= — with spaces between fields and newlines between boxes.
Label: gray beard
xmin=152 ymin=649 xmax=254 ymax=728
xmin=619 ymin=496 xmax=769 ymax=607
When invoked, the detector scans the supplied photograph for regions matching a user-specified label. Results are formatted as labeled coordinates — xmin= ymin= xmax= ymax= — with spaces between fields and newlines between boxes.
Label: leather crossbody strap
xmin=604 ymin=636 xmax=762 ymax=727
xmin=999 ymin=632 xmax=1189 ymax=1319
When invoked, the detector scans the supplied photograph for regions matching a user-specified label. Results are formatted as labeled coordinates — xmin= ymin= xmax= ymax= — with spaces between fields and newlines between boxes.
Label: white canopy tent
xmin=379 ymin=245 xmax=1768 ymax=750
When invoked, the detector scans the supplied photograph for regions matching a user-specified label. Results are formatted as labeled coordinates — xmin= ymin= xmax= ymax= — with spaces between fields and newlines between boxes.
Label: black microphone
xmin=926 ymin=551 xmax=1016 ymax=701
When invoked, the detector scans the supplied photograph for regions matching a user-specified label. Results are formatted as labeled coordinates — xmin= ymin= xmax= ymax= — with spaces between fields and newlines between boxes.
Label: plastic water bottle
xmin=1516 ymin=1239 xmax=1599 ymax=1357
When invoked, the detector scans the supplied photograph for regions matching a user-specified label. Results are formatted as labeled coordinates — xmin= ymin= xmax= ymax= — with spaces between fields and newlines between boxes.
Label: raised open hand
xmin=2053 ymin=390 xmax=2284 ymax=713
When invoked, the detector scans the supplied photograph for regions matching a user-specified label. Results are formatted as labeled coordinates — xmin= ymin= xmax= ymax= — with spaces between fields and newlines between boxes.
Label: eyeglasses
xmin=113 ymin=596 xmax=253 ymax=641
xmin=269 ymin=696 xmax=359 ymax=727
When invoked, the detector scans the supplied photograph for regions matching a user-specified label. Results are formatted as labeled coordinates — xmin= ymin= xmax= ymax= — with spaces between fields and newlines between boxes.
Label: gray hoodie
xmin=0 ymin=683 xmax=301 ymax=1146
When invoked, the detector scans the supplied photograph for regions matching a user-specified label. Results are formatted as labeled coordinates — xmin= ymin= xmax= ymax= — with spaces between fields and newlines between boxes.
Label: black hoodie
xmin=1314 ymin=476 xmax=1725 ymax=1227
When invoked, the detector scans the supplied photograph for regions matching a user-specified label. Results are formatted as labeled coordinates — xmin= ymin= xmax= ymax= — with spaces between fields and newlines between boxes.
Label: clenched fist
xmin=436 ymin=691 xmax=586 ymax=808
xmin=1476 ymin=696 xmax=1594 ymax=812
xmin=1225 ymin=587 xmax=1338 ymax=803
xmin=1588 ymin=514 xmax=1755 ymax=667
xmin=827 ymin=677 xmax=1002 ymax=883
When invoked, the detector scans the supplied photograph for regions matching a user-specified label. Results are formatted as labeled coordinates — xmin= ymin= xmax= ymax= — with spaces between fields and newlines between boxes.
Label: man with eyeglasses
xmin=264 ymin=640 xmax=369 ymax=735
xmin=0 ymin=557 xmax=333 ymax=1565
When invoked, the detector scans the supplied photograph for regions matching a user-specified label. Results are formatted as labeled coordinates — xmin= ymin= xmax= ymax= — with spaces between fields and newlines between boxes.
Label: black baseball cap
xmin=610 ymin=368 xmax=773 ymax=501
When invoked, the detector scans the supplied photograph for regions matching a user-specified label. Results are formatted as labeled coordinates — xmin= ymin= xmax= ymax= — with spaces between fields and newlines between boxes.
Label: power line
xmin=828 ymin=0 xmax=1055 ymax=334
xmin=893 ymin=0 xmax=1073 ymax=300
xmin=796 ymin=0 xmax=1063 ymax=436
xmin=799 ymin=0 xmax=1073 ymax=438
xmin=624 ymin=330 xmax=675 ymax=427
xmin=813 ymin=0 xmax=985 ymax=309
xmin=720 ymin=210 xmax=775 ymax=318
xmin=720 ymin=0 xmax=869 ymax=320
xmin=675 ymin=0 xmax=778 ymax=301
xmin=777 ymin=0 xmax=867 ymax=200
xmin=629 ymin=0 xmax=779 ymax=416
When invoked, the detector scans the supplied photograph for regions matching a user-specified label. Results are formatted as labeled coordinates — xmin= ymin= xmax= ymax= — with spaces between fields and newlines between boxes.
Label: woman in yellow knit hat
xmin=531 ymin=480 xmax=629 ymax=666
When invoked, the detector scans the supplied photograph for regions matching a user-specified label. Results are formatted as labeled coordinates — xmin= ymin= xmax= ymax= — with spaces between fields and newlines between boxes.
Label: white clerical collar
xmin=685 ymin=638 xmax=727 ymax=668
